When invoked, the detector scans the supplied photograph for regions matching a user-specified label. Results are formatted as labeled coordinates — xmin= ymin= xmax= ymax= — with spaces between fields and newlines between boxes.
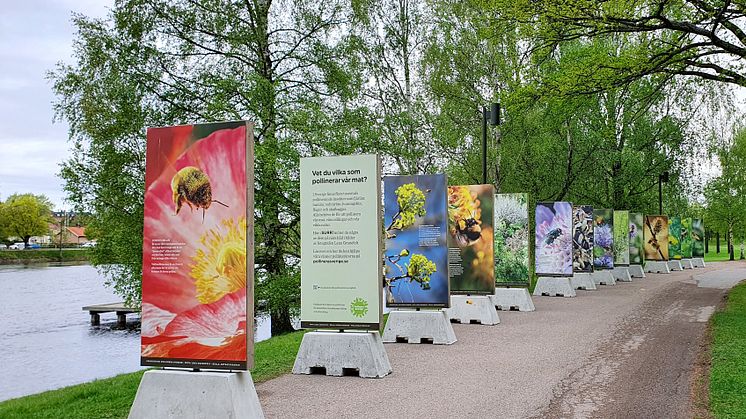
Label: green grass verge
xmin=0 ymin=329 xmax=309 ymax=419
xmin=0 ymin=314 xmax=392 ymax=418
xmin=710 ymin=280 xmax=746 ymax=418
xmin=0 ymin=249 xmax=89 ymax=264
xmin=705 ymin=249 xmax=734 ymax=262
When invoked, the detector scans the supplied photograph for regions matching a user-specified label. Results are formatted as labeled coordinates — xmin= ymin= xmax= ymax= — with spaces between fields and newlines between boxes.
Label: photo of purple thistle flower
xmin=595 ymin=224 xmax=613 ymax=248
xmin=594 ymin=254 xmax=613 ymax=268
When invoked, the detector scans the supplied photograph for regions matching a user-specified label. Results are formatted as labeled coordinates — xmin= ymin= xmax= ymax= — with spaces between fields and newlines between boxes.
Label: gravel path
xmin=257 ymin=261 xmax=746 ymax=419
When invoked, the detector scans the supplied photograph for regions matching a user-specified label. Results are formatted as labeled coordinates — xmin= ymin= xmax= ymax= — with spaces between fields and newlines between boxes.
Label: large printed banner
xmin=572 ymin=205 xmax=594 ymax=273
xmin=593 ymin=209 xmax=614 ymax=270
xmin=693 ymin=218 xmax=705 ymax=257
xmin=141 ymin=121 xmax=254 ymax=370
xmin=629 ymin=213 xmax=645 ymax=265
xmin=644 ymin=215 xmax=669 ymax=261
xmin=613 ymin=210 xmax=630 ymax=266
xmin=681 ymin=217 xmax=693 ymax=259
xmin=494 ymin=193 xmax=530 ymax=286
xmin=384 ymin=175 xmax=449 ymax=308
xmin=447 ymin=185 xmax=496 ymax=294
xmin=300 ymin=155 xmax=382 ymax=329
xmin=669 ymin=216 xmax=683 ymax=260
xmin=535 ymin=202 xmax=573 ymax=277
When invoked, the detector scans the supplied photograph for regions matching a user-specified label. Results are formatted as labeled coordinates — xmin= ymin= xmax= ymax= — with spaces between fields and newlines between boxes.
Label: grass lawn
xmin=710 ymin=280 xmax=746 ymax=418
xmin=0 ymin=329 xmax=309 ymax=419
xmin=704 ymin=248 xmax=744 ymax=263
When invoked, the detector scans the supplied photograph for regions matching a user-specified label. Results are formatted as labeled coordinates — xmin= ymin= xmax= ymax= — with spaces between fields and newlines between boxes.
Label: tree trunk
xmin=271 ymin=307 xmax=294 ymax=336
xmin=729 ymin=225 xmax=734 ymax=261
xmin=717 ymin=232 xmax=720 ymax=253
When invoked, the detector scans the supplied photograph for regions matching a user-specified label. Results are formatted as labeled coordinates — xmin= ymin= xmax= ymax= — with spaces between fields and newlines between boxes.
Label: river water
xmin=0 ymin=262 xmax=273 ymax=402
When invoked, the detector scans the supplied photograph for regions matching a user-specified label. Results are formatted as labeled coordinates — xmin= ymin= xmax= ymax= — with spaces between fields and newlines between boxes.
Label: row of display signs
xmin=299 ymin=155 xmax=706 ymax=331
xmin=135 ymin=137 xmax=706 ymax=372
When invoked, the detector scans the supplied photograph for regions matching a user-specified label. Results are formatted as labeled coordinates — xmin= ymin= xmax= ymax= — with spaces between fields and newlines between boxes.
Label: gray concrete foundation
xmin=628 ymin=264 xmax=646 ymax=278
xmin=533 ymin=277 xmax=576 ymax=297
xmin=128 ymin=369 xmax=264 ymax=419
xmin=592 ymin=270 xmax=616 ymax=286
xmin=668 ymin=260 xmax=683 ymax=271
xmin=445 ymin=295 xmax=500 ymax=325
xmin=382 ymin=310 xmax=457 ymax=344
xmin=490 ymin=288 xmax=536 ymax=311
xmin=292 ymin=331 xmax=392 ymax=378
xmin=645 ymin=261 xmax=670 ymax=274
xmin=611 ymin=266 xmax=632 ymax=282
xmin=680 ymin=259 xmax=693 ymax=269
xmin=691 ymin=257 xmax=706 ymax=268
xmin=570 ymin=273 xmax=598 ymax=290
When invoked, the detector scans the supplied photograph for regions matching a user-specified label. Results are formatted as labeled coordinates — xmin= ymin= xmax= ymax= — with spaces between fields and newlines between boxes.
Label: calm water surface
xmin=0 ymin=263 xmax=273 ymax=402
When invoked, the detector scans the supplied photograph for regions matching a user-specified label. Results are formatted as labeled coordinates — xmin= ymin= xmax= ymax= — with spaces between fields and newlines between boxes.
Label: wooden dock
xmin=82 ymin=302 xmax=140 ymax=327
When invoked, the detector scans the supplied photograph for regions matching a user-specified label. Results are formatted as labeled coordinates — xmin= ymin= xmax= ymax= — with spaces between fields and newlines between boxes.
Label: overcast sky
xmin=0 ymin=0 xmax=111 ymax=211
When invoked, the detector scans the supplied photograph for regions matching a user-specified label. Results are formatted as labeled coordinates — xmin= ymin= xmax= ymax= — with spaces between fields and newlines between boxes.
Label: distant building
xmin=55 ymin=226 xmax=88 ymax=245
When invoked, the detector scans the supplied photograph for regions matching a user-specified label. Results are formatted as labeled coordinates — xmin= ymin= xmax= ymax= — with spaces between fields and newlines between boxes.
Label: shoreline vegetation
xmin=0 ymin=314 xmax=389 ymax=418
xmin=0 ymin=329 xmax=309 ymax=419
xmin=0 ymin=249 xmax=89 ymax=265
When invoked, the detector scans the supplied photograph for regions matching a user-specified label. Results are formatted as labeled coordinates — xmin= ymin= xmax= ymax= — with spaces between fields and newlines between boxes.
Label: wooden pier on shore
xmin=82 ymin=302 xmax=140 ymax=327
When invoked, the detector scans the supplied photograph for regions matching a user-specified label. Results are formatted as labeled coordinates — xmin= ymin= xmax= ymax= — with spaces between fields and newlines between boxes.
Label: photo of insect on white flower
xmin=535 ymin=202 xmax=573 ymax=276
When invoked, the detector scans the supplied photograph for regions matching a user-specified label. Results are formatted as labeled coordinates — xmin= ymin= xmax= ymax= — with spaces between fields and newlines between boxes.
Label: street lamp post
xmin=481 ymin=102 xmax=500 ymax=184
xmin=658 ymin=171 xmax=669 ymax=214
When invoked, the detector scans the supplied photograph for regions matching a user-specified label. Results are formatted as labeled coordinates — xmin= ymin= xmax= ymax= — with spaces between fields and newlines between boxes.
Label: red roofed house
xmin=55 ymin=226 xmax=89 ymax=245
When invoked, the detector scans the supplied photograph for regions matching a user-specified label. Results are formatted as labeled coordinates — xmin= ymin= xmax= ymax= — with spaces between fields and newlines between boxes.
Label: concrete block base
xmin=570 ymin=273 xmax=598 ymax=290
xmin=680 ymin=259 xmax=693 ymax=269
xmin=692 ymin=257 xmax=706 ymax=268
xmin=489 ymin=288 xmax=536 ymax=311
xmin=382 ymin=310 xmax=456 ymax=344
xmin=592 ymin=271 xmax=616 ymax=286
xmin=292 ymin=331 xmax=392 ymax=378
xmin=668 ymin=260 xmax=683 ymax=271
xmin=645 ymin=261 xmax=670 ymax=274
xmin=128 ymin=370 xmax=264 ymax=419
xmin=533 ymin=277 xmax=576 ymax=297
xmin=445 ymin=295 xmax=500 ymax=325
xmin=612 ymin=266 xmax=632 ymax=282
xmin=628 ymin=264 xmax=646 ymax=278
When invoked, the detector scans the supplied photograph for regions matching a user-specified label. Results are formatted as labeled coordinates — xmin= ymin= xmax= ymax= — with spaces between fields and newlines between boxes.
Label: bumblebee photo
xmin=447 ymin=185 xmax=495 ymax=294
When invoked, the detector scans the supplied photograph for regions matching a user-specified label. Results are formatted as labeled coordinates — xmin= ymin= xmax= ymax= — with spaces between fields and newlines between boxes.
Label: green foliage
xmin=710 ymin=281 xmax=746 ymax=418
xmin=389 ymin=183 xmax=426 ymax=231
xmin=704 ymin=128 xmax=746 ymax=260
xmin=0 ymin=194 xmax=53 ymax=245
xmin=407 ymin=253 xmax=436 ymax=289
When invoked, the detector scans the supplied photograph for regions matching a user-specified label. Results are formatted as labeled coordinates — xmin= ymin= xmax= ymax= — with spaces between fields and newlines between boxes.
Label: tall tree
xmin=52 ymin=0 xmax=370 ymax=334
xmin=704 ymin=127 xmax=746 ymax=260
xmin=485 ymin=0 xmax=746 ymax=89
xmin=0 ymin=194 xmax=53 ymax=247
